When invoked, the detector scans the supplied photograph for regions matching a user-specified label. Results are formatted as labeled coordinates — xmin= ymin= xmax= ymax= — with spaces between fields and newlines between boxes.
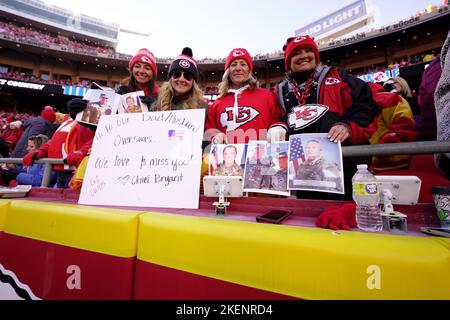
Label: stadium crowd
xmin=1 ymin=3 xmax=445 ymax=67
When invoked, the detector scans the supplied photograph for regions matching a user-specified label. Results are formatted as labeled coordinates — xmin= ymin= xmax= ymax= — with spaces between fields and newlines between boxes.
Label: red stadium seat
xmin=409 ymin=154 xmax=446 ymax=176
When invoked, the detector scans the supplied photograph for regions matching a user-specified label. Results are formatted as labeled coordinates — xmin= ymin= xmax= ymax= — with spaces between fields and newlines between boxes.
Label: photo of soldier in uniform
xmin=243 ymin=141 xmax=290 ymax=196
xmin=209 ymin=144 xmax=246 ymax=177
xmin=76 ymin=89 xmax=119 ymax=126
xmin=119 ymin=91 xmax=148 ymax=114
xmin=288 ymin=133 xmax=344 ymax=194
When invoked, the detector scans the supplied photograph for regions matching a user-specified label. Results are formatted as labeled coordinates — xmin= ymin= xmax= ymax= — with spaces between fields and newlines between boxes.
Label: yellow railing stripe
xmin=137 ymin=211 xmax=450 ymax=300
xmin=4 ymin=200 xmax=142 ymax=258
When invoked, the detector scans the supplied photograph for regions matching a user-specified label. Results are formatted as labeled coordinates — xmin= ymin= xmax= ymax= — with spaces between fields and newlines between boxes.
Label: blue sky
xmin=45 ymin=0 xmax=444 ymax=58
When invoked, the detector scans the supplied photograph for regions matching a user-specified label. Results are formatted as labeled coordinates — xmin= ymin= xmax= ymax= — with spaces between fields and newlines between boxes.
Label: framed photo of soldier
xmin=76 ymin=89 xmax=118 ymax=126
xmin=209 ymin=144 xmax=247 ymax=177
xmin=119 ymin=91 xmax=148 ymax=114
xmin=288 ymin=133 xmax=344 ymax=194
xmin=243 ymin=141 xmax=290 ymax=197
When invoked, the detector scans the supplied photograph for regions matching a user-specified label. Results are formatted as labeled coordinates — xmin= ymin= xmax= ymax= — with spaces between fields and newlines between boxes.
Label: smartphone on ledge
xmin=256 ymin=209 xmax=293 ymax=224
xmin=420 ymin=227 xmax=450 ymax=238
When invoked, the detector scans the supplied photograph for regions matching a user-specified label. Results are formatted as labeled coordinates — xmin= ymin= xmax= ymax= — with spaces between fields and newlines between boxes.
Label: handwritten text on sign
xmin=79 ymin=109 xmax=205 ymax=209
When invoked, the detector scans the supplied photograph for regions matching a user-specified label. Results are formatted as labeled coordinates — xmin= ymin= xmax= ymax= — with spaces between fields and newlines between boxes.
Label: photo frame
xmin=288 ymin=133 xmax=344 ymax=194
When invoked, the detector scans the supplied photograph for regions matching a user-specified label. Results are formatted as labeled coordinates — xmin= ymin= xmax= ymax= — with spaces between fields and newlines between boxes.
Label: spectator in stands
xmin=274 ymin=35 xmax=379 ymax=202
xmin=22 ymin=111 xmax=95 ymax=189
xmin=417 ymin=57 xmax=441 ymax=141
xmin=385 ymin=76 xmax=420 ymax=116
xmin=11 ymin=106 xmax=56 ymax=158
xmin=435 ymin=30 xmax=450 ymax=178
xmin=205 ymin=48 xmax=285 ymax=144
xmin=117 ymin=48 xmax=159 ymax=106
xmin=16 ymin=134 xmax=56 ymax=187
xmin=152 ymin=48 xmax=208 ymax=111
xmin=0 ymin=120 xmax=23 ymax=154
xmin=368 ymin=82 xmax=417 ymax=171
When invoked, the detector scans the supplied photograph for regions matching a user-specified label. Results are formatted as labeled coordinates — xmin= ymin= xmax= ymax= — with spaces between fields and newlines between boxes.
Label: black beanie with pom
xmin=168 ymin=47 xmax=199 ymax=82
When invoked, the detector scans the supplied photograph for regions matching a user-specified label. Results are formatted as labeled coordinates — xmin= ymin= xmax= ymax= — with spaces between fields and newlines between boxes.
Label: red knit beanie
xmin=284 ymin=35 xmax=320 ymax=71
xmin=41 ymin=107 xmax=56 ymax=123
xmin=129 ymin=48 xmax=158 ymax=78
xmin=225 ymin=48 xmax=253 ymax=71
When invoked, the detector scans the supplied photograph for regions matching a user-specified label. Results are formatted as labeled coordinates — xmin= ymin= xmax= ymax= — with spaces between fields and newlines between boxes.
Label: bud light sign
xmin=295 ymin=0 xmax=368 ymax=39
xmin=358 ymin=68 xmax=400 ymax=83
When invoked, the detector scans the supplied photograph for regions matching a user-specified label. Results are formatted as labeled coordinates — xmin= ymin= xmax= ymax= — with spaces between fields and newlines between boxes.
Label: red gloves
xmin=66 ymin=150 xmax=87 ymax=167
xmin=22 ymin=149 xmax=47 ymax=166
xmin=315 ymin=203 xmax=357 ymax=230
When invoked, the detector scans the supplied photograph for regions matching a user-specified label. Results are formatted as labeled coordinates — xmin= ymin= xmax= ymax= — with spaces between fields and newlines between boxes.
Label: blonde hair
xmin=29 ymin=134 xmax=49 ymax=148
xmin=218 ymin=68 xmax=259 ymax=98
xmin=390 ymin=76 xmax=413 ymax=97
xmin=155 ymin=80 xmax=204 ymax=111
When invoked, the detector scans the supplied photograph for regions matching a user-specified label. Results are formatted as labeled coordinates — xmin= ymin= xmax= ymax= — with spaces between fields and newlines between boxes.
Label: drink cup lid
xmin=431 ymin=186 xmax=450 ymax=195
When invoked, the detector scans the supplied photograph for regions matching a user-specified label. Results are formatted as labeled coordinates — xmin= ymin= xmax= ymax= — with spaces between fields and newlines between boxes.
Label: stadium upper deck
xmin=0 ymin=3 xmax=448 ymax=106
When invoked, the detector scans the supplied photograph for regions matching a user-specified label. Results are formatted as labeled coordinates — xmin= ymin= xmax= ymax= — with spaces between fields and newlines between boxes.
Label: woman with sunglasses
xmin=152 ymin=47 xmax=208 ymax=111
xmin=205 ymin=48 xmax=286 ymax=144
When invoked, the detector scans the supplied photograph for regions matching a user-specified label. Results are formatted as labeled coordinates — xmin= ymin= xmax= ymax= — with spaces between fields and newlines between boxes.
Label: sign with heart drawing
xmin=79 ymin=109 xmax=205 ymax=209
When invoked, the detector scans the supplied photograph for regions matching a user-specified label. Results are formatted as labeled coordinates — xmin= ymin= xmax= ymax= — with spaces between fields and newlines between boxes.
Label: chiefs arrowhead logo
xmin=179 ymin=60 xmax=190 ymax=68
xmin=232 ymin=50 xmax=245 ymax=57
xmin=288 ymin=104 xmax=329 ymax=130
xmin=220 ymin=106 xmax=260 ymax=130
xmin=141 ymin=56 xmax=151 ymax=64
xmin=373 ymin=72 xmax=387 ymax=82
xmin=325 ymin=77 xmax=340 ymax=85
xmin=294 ymin=36 xmax=307 ymax=43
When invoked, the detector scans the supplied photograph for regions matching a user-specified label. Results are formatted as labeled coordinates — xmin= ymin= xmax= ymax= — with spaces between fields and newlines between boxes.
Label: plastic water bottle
xmin=352 ymin=164 xmax=383 ymax=232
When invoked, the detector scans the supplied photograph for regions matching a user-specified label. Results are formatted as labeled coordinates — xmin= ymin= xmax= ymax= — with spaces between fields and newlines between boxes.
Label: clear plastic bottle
xmin=352 ymin=164 xmax=383 ymax=232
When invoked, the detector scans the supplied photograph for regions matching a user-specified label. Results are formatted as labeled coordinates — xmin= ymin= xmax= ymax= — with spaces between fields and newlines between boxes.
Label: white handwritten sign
xmin=79 ymin=109 xmax=205 ymax=209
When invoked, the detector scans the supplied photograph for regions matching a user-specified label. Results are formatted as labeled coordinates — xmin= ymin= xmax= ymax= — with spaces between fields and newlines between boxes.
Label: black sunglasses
xmin=171 ymin=71 xmax=194 ymax=81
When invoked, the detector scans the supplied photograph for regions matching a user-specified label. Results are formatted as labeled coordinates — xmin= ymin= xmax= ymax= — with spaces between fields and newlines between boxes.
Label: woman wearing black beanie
xmin=152 ymin=47 xmax=208 ymax=111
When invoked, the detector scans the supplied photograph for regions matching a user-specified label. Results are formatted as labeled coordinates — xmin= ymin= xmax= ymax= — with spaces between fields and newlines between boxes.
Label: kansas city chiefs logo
xmin=373 ymin=72 xmax=387 ymax=82
xmin=294 ymin=36 xmax=307 ymax=43
xmin=220 ymin=106 xmax=260 ymax=130
xmin=141 ymin=56 xmax=151 ymax=64
xmin=288 ymin=104 xmax=329 ymax=130
xmin=325 ymin=77 xmax=340 ymax=85
xmin=179 ymin=60 xmax=190 ymax=68
xmin=232 ymin=50 xmax=245 ymax=57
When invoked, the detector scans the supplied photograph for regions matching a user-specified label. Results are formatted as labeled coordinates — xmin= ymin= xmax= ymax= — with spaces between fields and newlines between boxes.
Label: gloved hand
xmin=67 ymin=98 xmax=89 ymax=120
xmin=315 ymin=203 xmax=357 ymax=230
xmin=139 ymin=95 xmax=156 ymax=107
xmin=212 ymin=132 xmax=228 ymax=144
xmin=66 ymin=150 xmax=88 ymax=167
xmin=22 ymin=149 xmax=47 ymax=166
xmin=266 ymin=126 xmax=287 ymax=143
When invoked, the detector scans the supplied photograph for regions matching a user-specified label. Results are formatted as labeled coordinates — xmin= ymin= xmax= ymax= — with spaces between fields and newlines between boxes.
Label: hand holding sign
xmin=79 ymin=110 xmax=205 ymax=209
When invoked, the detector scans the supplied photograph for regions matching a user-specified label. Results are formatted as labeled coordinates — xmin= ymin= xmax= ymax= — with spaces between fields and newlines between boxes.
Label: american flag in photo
xmin=290 ymin=137 xmax=305 ymax=174
xmin=209 ymin=144 xmax=219 ymax=175
xmin=168 ymin=130 xmax=184 ymax=141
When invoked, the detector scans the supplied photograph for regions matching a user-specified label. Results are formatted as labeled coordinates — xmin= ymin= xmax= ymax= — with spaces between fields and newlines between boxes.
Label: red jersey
xmin=205 ymin=88 xmax=286 ymax=143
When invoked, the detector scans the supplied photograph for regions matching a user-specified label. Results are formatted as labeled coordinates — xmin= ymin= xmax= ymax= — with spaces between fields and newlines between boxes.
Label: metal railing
xmin=0 ymin=158 xmax=64 ymax=188
xmin=0 ymin=141 xmax=449 ymax=188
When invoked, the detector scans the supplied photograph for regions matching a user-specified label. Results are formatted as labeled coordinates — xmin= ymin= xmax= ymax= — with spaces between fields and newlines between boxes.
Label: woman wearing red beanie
xmin=205 ymin=48 xmax=286 ymax=144
xmin=274 ymin=35 xmax=380 ymax=202
xmin=117 ymin=48 xmax=159 ymax=106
